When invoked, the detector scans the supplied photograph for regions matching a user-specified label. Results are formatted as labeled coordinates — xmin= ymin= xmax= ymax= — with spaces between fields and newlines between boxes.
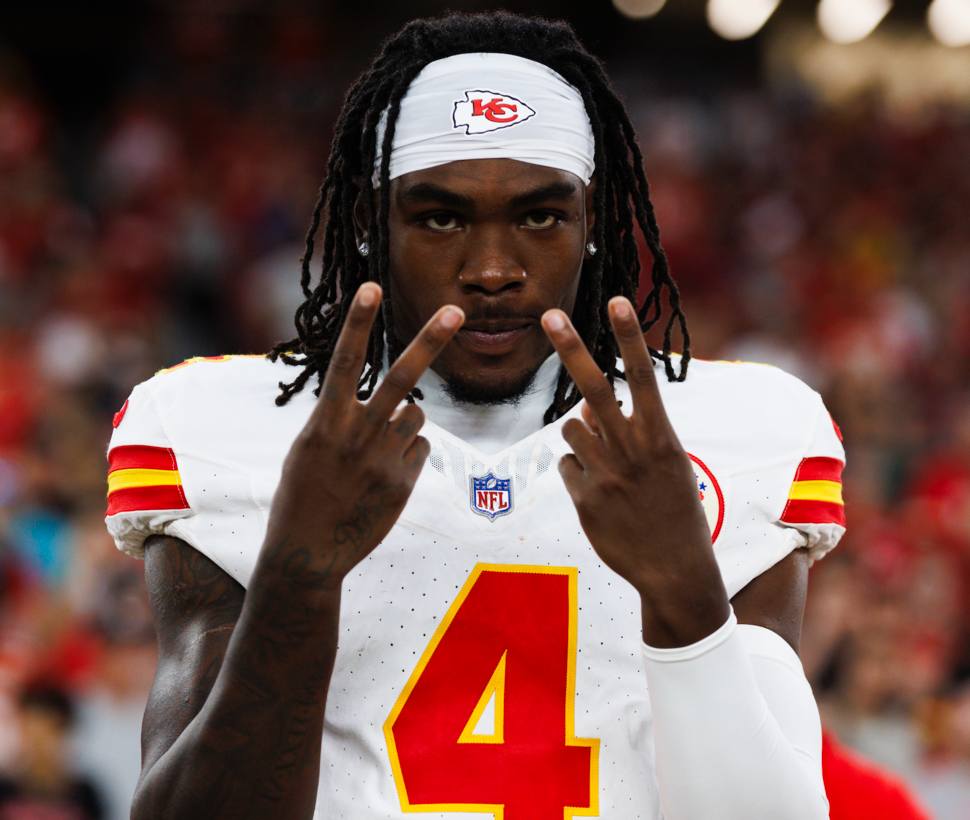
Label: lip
xmin=457 ymin=321 xmax=533 ymax=355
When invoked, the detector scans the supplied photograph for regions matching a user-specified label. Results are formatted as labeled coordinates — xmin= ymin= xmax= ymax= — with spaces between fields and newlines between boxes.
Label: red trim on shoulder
xmin=105 ymin=484 xmax=189 ymax=516
xmin=780 ymin=498 xmax=845 ymax=527
xmin=112 ymin=400 xmax=129 ymax=428
xmin=108 ymin=445 xmax=179 ymax=474
xmin=793 ymin=456 xmax=844 ymax=484
xmin=830 ymin=414 xmax=843 ymax=442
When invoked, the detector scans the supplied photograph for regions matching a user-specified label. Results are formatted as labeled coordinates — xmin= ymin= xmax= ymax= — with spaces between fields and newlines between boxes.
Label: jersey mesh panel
xmin=537 ymin=443 xmax=554 ymax=476
xmin=442 ymin=441 xmax=466 ymax=492
xmin=515 ymin=442 xmax=534 ymax=490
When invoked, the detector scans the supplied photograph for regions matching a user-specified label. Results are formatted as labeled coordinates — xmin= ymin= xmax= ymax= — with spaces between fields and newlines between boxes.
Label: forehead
xmin=390 ymin=158 xmax=585 ymax=204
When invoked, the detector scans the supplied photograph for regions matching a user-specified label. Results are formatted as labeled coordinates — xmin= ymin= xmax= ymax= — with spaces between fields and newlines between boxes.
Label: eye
xmin=523 ymin=212 xmax=557 ymax=229
xmin=424 ymin=214 xmax=459 ymax=231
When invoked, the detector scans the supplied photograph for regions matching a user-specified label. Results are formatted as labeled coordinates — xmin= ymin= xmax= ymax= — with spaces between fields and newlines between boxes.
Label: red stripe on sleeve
xmin=108 ymin=445 xmax=179 ymax=474
xmin=106 ymin=484 xmax=189 ymax=516
xmin=780 ymin=499 xmax=845 ymax=527
xmin=794 ymin=456 xmax=844 ymax=484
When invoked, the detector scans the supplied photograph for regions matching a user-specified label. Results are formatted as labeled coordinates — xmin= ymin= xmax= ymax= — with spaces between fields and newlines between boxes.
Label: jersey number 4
xmin=384 ymin=564 xmax=600 ymax=820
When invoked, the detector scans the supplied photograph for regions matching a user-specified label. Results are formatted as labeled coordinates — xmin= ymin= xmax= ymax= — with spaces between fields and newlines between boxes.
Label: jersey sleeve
xmin=104 ymin=384 xmax=193 ymax=559
xmin=777 ymin=397 xmax=846 ymax=564
xmin=700 ymin=364 xmax=847 ymax=598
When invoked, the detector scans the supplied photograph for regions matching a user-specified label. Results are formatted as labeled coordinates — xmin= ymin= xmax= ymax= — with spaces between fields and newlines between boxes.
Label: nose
xmin=457 ymin=227 xmax=526 ymax=295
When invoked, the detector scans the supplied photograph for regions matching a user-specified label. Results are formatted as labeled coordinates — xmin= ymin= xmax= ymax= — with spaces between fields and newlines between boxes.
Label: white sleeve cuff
xmin=641 ymin=609 xmax=736 ymax=662
xmin=640 ymin=608 xmax=828 ymax=820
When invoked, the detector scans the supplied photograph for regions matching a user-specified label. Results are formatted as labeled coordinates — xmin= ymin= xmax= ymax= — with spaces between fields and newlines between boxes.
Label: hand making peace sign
xmin=263 ymin=282 xmax=464 ymax=594
xmin=542 ymin=297 xmax=731 ymax=647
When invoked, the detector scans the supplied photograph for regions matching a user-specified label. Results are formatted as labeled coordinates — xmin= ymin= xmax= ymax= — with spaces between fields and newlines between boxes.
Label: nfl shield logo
xmin=470 ymin=473 xmax=513 ymax=520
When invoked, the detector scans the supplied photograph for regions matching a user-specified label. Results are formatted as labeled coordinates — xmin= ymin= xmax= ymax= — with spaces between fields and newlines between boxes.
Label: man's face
xmin=358 ymin=158 xmax=594 ymax=404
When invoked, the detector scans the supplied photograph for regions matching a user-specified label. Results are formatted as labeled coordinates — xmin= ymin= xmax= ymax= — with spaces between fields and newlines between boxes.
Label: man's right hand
xmin=262 ymin=282 xmax=464 ymax=594
xmin=133 ymin=285 xmax=463 ymax=820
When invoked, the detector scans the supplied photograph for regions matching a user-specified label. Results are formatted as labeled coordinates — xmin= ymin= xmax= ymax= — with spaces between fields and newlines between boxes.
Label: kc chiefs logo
xmin=453 ymin=90 xmax=536 ymax=135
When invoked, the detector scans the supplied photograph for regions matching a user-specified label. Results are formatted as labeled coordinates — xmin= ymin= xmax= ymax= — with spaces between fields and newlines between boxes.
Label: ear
xmin=352 ymin=176 xmax=370 ymax=248
xmin=583 ymin=177 xmax=597 ymax=259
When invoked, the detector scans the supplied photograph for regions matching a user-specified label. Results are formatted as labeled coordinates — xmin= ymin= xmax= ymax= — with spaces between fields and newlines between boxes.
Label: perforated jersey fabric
xmin=105 ymin=353 xmax=845 ymax=820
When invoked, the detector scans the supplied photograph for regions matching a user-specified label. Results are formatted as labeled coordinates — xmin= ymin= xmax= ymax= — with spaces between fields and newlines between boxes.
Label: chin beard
xmin=441 ymin=364 xmax=544 ymax=407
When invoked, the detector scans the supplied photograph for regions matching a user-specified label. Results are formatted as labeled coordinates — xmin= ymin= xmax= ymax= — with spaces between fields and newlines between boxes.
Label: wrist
xmin=239 ymin=570 xmax=342 ymax=658
xmin=637 ymin=559 xmax=731 ymax=649
xmin=258 ymin=530 xmax=349 ymax=596
xmin=641 ymin=607 xmax=735 ymax=656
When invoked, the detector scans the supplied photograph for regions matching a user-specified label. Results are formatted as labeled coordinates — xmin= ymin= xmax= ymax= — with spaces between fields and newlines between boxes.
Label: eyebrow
xmin=398 ymin=180 xmax=580 ymax=211
xmin=507 ymin=181 xmax=579 ymax=210
xmin=398 ymin=183 xmax=475 ymax=209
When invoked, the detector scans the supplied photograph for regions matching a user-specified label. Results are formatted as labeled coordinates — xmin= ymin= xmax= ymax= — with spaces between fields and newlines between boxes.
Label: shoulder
xmin=106 ymin=354 xmax=307 ymax=562
xmin=664 ymin=355 xmax=820 ymax=405
xmin=140 ymin=354 xmax=286 ymax=407
xmin=615 ymin=355 xmax=830 ymax=456
xmin=615 ymin=354 xmax=821 ymax=403
xmin=117 ymin=354 xmax=304 ymax=446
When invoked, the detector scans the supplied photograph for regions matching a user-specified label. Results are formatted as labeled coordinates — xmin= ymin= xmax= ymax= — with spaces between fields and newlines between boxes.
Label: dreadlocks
xmin=268 ymin=11 xmax=690 ymax=423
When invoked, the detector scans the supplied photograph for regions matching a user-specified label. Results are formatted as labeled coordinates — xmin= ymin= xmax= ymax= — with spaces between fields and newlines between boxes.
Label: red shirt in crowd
xmin=823 ymin=731 xmax=932 ymax=820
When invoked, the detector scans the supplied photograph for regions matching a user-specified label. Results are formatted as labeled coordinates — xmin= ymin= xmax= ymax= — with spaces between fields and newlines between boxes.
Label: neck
xmin=412 ymin=354 xmax=562 ymax=455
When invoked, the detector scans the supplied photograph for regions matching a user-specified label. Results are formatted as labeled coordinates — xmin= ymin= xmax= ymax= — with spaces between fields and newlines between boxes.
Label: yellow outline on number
xmin=457 ymin=650 xmax=506 ymax=745
xmin=383 ymin=562 xmax=600 ymax=819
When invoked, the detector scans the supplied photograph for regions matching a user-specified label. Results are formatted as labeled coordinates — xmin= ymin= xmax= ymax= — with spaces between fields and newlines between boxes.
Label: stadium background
xmin=1 ymin=0 xmax=969 ymax=817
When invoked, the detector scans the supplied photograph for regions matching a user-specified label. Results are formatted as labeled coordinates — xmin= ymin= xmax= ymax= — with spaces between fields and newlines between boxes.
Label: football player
xmin=106 ymin=13 xmax=845 ymax=820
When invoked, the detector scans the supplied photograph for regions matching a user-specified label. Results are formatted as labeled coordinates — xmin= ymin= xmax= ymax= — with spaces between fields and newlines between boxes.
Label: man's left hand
xmin=541 ymin=297 xmax=731 ymax=647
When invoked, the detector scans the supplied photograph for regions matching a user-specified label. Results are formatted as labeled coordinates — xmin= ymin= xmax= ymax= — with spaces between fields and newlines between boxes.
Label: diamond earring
xmin=586 ymin=242 xmax=597 ymax=256
xmin=358 ymin=242 xmax=370 ymax=257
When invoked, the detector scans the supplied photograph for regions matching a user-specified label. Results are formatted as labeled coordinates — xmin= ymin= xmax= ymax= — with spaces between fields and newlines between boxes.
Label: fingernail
xmin=544 ymin=312 xmax=565 ymax=332
xmin=358 ymin=285 xmax=378 ymax=307
xmin=440 ymin=307 xmax=463 ymax=329
xmin=611 ymin=298 xmax=632 ymax=318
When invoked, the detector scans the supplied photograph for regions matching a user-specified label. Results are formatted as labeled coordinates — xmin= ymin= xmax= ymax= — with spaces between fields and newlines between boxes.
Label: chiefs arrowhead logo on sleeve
xmin=453 ymin=90 xmax=536 ymax=135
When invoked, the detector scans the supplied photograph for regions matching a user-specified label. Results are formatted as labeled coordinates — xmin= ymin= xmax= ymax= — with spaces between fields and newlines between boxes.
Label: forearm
xmin=134 ymin=552 xmax=341 ymax=820
xmin=642 ymin=610 xmax=828 ymax=820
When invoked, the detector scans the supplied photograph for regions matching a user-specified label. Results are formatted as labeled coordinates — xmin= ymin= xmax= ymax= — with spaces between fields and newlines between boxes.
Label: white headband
xmin=374 ymin=52 xmax=595 ymax=185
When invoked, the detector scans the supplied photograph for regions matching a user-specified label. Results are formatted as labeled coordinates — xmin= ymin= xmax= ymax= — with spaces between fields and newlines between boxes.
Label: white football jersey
xmin=105 ymin=354 xmax=845 ymax=820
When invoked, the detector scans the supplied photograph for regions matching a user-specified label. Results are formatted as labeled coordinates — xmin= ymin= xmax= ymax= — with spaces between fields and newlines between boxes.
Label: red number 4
xmin=385 ymin=564 xmax=600 ymax=820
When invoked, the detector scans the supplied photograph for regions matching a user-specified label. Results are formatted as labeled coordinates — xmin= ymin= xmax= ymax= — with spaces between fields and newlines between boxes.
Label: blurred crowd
xmin=0 ymin=11 xmax=969 ymax=820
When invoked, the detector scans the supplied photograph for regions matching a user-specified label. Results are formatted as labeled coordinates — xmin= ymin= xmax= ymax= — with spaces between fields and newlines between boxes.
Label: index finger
xmin=541 ymin=309 xmax=626 ymax=435
xmin=316 ymin=282 xmax=383 ymax=408
xmin=365 ymin=304 xmax=465 ymax=423
xmin=607 ymin=297 xmax=664 ymax=416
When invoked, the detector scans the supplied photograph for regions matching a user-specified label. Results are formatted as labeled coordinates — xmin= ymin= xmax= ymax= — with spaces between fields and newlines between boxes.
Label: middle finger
xmin=365 ymin=305 xmax=465 ymax=423
xmin=541 ymin=309 xmax=626 ymax=437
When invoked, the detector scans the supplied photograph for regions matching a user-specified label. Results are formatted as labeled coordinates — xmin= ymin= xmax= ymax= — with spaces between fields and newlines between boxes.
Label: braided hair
xmin=268 ymin=11 xmax=690 ymax=422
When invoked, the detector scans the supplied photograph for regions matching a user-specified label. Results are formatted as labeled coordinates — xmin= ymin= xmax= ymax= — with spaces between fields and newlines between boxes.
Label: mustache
xmin=457 ymin=305 xmax=543 ymax=324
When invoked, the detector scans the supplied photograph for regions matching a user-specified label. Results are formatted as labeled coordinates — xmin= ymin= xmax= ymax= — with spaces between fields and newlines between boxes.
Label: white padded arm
xmin=641 ymin=610 xmax=828 ymax=820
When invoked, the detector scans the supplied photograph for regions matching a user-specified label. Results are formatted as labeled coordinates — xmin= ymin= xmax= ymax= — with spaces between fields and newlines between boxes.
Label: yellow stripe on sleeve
xmin=107 ymin=468 xmax=182 ymax=494
xmin=788 ymin=479 xmax=843 ymax=505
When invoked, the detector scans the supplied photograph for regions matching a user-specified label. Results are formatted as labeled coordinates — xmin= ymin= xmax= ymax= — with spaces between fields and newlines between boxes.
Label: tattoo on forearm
xmin=279 ymin=541 xmax=340 ymax=591
xmin=142 ymin=532 xmax=345 ymax=818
